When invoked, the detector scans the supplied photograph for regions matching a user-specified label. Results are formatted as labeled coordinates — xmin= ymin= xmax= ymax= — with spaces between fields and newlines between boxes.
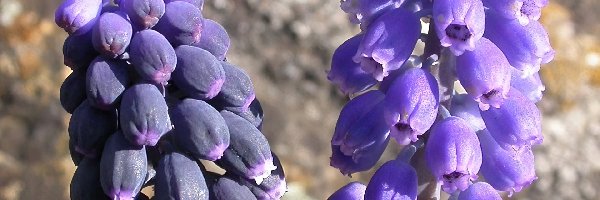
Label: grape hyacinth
xmin=56 ymin=1 xmax=285 ymax=199
xmin=328 ymin=0 xmax=553 ymax=198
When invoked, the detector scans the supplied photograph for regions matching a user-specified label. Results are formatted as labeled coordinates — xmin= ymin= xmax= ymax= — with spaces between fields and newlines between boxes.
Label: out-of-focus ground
xmin=0 ymin=0 xmax=598 ymax=199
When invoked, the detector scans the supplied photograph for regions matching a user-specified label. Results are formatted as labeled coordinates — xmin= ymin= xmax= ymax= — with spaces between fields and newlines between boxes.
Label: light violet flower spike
xmin=482 ymin=0 xmax=549 ymax=25
xmin=485 ymin=10 xmax=555 ymax=77
xmin=353 ymin=8 xmax=421 ymax=81
xmin=456 ymin=38 xmax=511 ymax=111
xmin=364 ymin=158 xmax=418 ymax=200
xmin=479 ymin=129 xmax=537 ymax=193
xmin=340 ymin=0 xmax=404 ymax=28
xmin=384 ymin=67 xmax=439 ymax=145
xmin=328 ymin=182 xmax=366 ymax=200
xmin=433 ymin=0 xmax=485 ymax=56
xmin=328 ymin=34 xmax=377 ymax=95
xmin=480 ymin=88 xmax=543 ymax=150
xmin=425 ymin=117 xmax=482 ymax=193
xmin=457 ymin=182 xmax=502 ymax=200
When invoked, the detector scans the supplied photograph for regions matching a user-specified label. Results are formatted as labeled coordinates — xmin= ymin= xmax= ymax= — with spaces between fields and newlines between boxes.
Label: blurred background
xmin=0 ymin=0 xmax=598 ymax=199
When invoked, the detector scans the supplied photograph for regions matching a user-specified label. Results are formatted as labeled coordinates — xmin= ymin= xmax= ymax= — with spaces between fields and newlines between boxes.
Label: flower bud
xmin=433 ymin=0 xmax=485 ymax=55
xmin=484 ymin=10 xmax=555 ymax=77
xmin=456 ymin=38 xmax=511 ymax=110
xmin=70 ymin=158 xmax=109 ymax=200
xmin=60 ymin=70 xmax=87 ymax=114
xmin=92 ymin=11 xmax=133 ymax=58
xmin=119 ymin=0 xmax=165 ymax=30
xmin=457 ymin=182 xmax=502 ymax=200
xmin=129 ymin=30 xmax=178 ymax=85
xmin=120 ymin=84 xmax=172 ymax=146
xmin=449 ymin=94 xmax=486 ymax=132
xmin=63 ymin=32 xmax=98 ymax=71
xmin=234 ymin=153 xmax=287 ymax=200
xmin=479 ymin=129 xmax=537 ymax=193
xmin=212 ymin=176 xmax=258 ymax=200
xmin=69 ymin=99 xmax=118 ymax=157
xmin=218 ymin=111 xmax=276 ymax=184
xmin=480 ymin=88 xmax=542 ymax=149
xmin=364 ymin=159 xmax=418 ymax=200
xmin=172 ymin=45 xmax=226 ymax=100
xmin=482 ymin=0 xmax=548 ymax=25
xmin=154 ymin=1 xmax=204 ymax=46
xmin=55 ymin=0 xmax=102 ymax=35
xmin=384 ymin=68 xmax=439 ymax=145
xmin=353 ymin=8 xmax=421 ymax=81
xmin=425 ymin=117 xmax=482 ymax=193
xmin=170 ymin=98 xmax=230 ymax=161
xmin=155 ymin=151 xmax=209 ymax=200
xmin=511 ymin=68 xmax=545 ymax=103
xmin=327 ymin=34 xmax=377 ymax=95
xmin=210 ymin=61 xmax=256 ymax=111
xmin=193 ymin=19 xmax=230 ymax=61
xmin=328 ymin=182 xmax=366 ymax=200
xmin=340 ymin=0 xmax=404 ymax=28
xmin=100 ymin=132 xmax=148 ymax=200
xmin=86 ymin=56 xmax=131 ymax=110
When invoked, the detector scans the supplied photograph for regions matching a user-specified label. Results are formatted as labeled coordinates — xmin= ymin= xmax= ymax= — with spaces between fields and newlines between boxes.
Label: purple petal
xmin=425 ymin=117 xmax=482 ymax=193
xmin=449 ymin=94 xmax=486 ymax=132
xmin=456 ymin=38 xmax=511 ymax=110
xmin=364 ymin=159 xmax=418 ymax=200
xmin=480 ymin=88 xmax=543 ymax=149
xmin=353 ymin=8 xmax=421 ymax=81
xmin=433 ymin=0 xmax=485 ymax=55
xmin=328 ymin=34 xmax=377 ymax=95
xmin=479 ymin=129 xmax=537 ymax=193
xmin=328 ymin=182 xmax=366 ymax=200
xmin=383 ymin=67 xmax=439 ymax=145
xmin=484 ymin=10 xmax=555 ymax=77
xmin=457 ymin=182 xmax=502 ymax=200
xmin=510 ymin=68 xmax=545 ymax=103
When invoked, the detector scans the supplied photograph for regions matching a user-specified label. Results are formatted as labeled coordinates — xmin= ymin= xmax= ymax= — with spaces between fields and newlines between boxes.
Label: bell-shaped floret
xmin=425 ymin=117 xmax=482 ymax=193
xmin=433 ymin=0 xmax=485 ymax=55
xmin=120 ymin=84 xmax=172 ymax=146
xmin=327 ymin=34 xmax=377 ymax=95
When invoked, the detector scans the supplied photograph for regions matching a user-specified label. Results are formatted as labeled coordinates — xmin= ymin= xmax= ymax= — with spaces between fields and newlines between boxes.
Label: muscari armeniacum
xmin=329 ymin=0 xmax=552 ymax=198
xmin=55 ymin=0 xmax=285 ymax=199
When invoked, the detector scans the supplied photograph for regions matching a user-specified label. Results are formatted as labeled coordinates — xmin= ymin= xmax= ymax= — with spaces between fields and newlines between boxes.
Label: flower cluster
xmin=56 ymin=0 xmax=285 ymax=199
xmin=328 ymin=0 xmax=553 ymax=199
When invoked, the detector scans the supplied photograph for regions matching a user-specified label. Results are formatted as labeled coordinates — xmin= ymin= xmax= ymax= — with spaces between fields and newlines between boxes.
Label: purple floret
xmin=154 ymin=1 xmax=204 ymax=46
